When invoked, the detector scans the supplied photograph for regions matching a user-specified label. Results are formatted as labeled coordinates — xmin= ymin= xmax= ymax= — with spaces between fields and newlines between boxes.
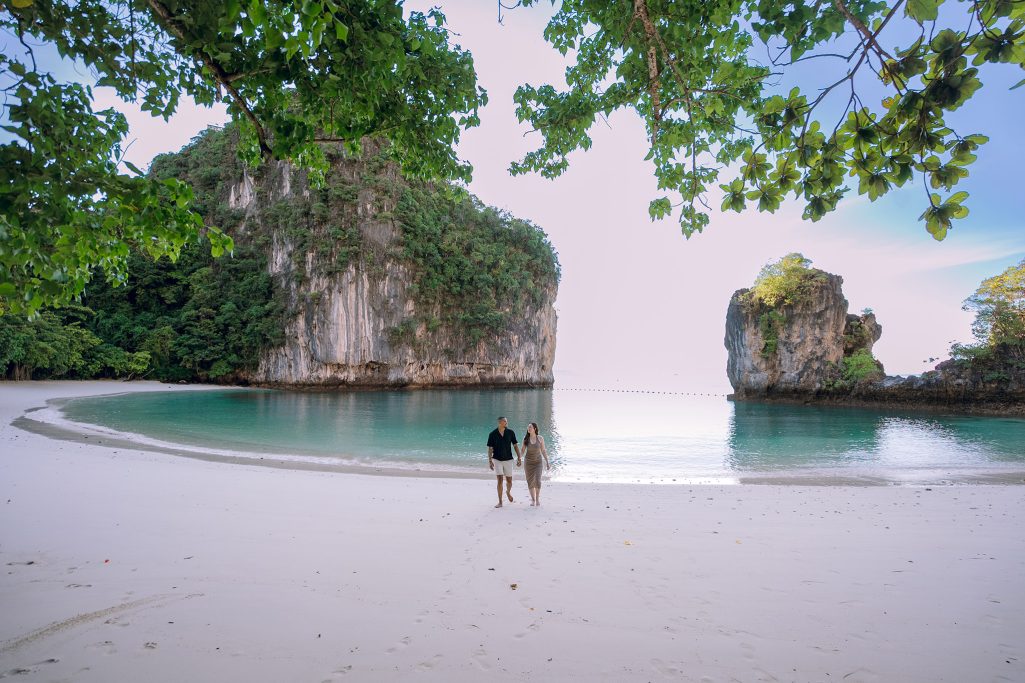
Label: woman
xmin=522 ymin=422 xmax=550 ymax=507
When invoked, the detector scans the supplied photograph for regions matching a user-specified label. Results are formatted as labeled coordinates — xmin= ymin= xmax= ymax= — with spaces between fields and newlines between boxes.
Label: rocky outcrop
xmin=725 ymin=269 xmax=1024 ymax=414
xmin=725 ymin=273 xmax=880 ymax=398
xmin=851 ymin=353 xmax=1025 ymax=414
xmin=219 ymin=146 xmax=558 ymax=388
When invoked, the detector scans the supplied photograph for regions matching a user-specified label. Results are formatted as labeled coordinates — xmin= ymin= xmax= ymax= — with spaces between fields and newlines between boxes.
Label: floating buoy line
xmin=554 ymin=388 xmax=728 ymax=397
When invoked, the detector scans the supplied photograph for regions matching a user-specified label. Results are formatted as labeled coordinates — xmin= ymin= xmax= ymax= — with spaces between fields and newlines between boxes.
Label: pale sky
xmin=21 ymin=2 xmax=1025 ymax=392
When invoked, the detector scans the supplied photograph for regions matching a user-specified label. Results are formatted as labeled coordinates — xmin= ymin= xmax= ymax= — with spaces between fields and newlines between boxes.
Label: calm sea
xmin=58 ymin=388 xmax=1025 ymax=485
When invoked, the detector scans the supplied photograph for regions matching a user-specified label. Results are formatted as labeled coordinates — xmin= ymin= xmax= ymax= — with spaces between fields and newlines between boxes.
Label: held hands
xmin=489 ymin=460 xmax=494 ymax=471
xmin=516 ymin=459 xmax=522 ymax=468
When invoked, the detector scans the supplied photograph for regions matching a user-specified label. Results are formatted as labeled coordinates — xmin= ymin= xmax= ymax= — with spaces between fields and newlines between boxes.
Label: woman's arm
xmin=540 ymin=435 xmax=550 ymax=469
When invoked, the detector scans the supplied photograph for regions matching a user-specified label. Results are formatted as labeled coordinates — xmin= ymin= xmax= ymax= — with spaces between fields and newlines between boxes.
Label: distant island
xmin=725 ymin=254 xmax=1025 ymax=415
xmin=0 ymin=127 xmax=560 ymax=388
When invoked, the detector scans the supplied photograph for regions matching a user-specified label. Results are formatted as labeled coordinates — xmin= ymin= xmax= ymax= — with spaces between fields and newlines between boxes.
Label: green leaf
xmin=335 ymin=21 xmax=349 ymax=42
xmin=648 ymin=197 xmax=672 ymax=220
xmin=906 ymin=0 xmax=940 ymax=22
xmin=248 ymin=1 xmax=265 ymax=25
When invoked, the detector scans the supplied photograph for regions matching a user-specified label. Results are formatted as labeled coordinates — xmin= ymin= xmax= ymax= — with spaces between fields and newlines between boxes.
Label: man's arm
xmin=487 ymin=446 xmax=494 ymax=470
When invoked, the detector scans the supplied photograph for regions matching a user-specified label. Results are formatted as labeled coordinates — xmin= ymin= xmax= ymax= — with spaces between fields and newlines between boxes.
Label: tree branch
xmin=145 ymin=0 xmax=272 ymax=157
xmin=633 ymin=0 xmax=663 ymax=145
xmin=834 ymin=0 xmax=894 ymax=61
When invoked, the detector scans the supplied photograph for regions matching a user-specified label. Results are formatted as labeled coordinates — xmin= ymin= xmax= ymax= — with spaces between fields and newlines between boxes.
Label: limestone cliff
xmin=172 ymin=127 xmax=559 ymax=388
xmin=725 ymin=272 xmax=880 ymax=398
xmin=251 ymin=221 xmax=557 ymax=386
xmin=725 ymin=267 xmax=1024 ymax=414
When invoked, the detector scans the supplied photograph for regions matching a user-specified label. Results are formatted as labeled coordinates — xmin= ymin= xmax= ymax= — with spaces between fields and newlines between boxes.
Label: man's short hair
xmin=497 ymin=416 xmax=507 ymax=421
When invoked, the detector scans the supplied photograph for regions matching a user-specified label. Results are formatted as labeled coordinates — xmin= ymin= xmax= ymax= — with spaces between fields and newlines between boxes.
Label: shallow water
xmin=57 ymin=387 xmax=1025 ymax=484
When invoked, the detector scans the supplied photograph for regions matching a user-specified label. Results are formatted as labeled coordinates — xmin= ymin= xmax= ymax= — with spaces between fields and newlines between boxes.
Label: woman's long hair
xmin=525 ymin=422 xmax=540 ymax=445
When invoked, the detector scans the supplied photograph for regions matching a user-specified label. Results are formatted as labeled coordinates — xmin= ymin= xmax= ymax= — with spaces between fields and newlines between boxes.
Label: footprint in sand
xmin=86 ymin=640 xmax=117 ymax=656
xmin=3 ymin=667 xmax=35 ymax=677
xmin=472 ymin=647 xmax=491 ymax=672
xmin=513 ymin=622 xmax=541 ymax=639
xmin=416 ymin=654 xmax=443 ymax=671
xmin=1 ymin=659 xmax=60 ymax=679
xmin=385 ymin=636 xmax=411 ymax=654
xmin=320 ymin=664 xmax=353 ymax=681
xmin=651 ymin=658 xmax=684 ymax=677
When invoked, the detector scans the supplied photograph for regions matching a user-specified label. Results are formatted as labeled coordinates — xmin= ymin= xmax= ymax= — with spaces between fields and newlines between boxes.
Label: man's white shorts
xmin=493 ymin=459 xmax=515 ymax=477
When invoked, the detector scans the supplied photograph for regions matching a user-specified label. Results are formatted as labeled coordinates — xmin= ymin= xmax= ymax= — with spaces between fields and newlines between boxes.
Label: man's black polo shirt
xmin=487 ymin=428 xmax=518 ymax=461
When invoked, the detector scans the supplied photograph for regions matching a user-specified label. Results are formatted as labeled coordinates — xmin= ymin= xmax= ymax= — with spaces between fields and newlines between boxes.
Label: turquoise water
xmin=59 ymin=388 xmax=1025 ymax=484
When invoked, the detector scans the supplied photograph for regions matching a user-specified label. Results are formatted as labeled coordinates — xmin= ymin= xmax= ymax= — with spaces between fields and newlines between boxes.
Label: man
xmin=487 ymin=416 xmax=521 ymax=508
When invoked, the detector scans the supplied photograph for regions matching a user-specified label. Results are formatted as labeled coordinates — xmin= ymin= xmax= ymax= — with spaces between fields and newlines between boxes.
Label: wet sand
xmin=2 ymin=381 xmax=1024 ymax=682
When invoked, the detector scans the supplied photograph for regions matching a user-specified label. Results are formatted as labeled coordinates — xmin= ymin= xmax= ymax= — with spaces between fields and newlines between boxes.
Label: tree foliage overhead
xmin=2 ymin=0 xmax=1022 ymax=318
xmin=512 ymin=0 xmax=1025 ymax=238
xmin=0 ymin=0 xmax=485 ymax=314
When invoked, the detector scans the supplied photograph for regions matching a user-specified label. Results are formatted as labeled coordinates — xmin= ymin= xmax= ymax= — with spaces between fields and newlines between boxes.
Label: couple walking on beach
xmin=487 ymin=416 xmax=550 ymax=508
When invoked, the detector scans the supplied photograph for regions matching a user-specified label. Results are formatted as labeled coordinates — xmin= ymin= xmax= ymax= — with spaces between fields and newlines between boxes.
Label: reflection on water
xmin=725 ymin=402 xmax=885 ymax=471
xmin=60 ymin=388 xmax=1025 ymax=484
xmin=727 ymin=401 xmax=1025 ymax=475
xmin=727 ymin=403 xmax=884 ymax=470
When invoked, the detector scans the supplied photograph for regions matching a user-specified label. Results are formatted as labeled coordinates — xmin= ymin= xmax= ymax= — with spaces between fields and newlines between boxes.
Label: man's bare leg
xmin=505 ymin=476 xmax=514 ymax=502
xmin=495 ymin=476 xmax=504 ymax=507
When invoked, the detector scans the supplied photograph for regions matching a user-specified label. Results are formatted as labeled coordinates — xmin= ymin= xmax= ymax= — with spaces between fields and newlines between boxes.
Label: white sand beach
xmin=1 ymin=381 xmax=1024 ymax=682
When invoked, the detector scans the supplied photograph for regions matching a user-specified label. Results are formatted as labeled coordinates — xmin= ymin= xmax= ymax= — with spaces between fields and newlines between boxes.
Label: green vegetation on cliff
xmin=840 ymin=349 xmax=885 ymax=385
xmin=748 ymin=253 xmax=828 ymax=308
xmin=396 ymin=187 xmax=560 ymax=346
